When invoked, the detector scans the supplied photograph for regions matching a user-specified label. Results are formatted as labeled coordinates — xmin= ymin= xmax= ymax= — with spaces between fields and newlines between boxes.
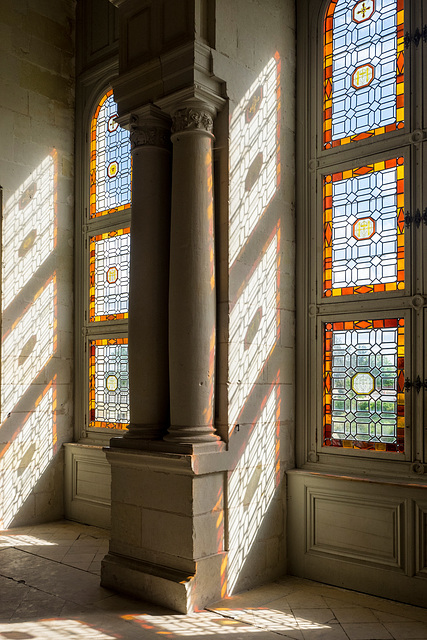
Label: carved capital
xmin=129 ymin=115 xmax=171 ymax=150
xmin=171 ymin=108 xmax=214 ymax=134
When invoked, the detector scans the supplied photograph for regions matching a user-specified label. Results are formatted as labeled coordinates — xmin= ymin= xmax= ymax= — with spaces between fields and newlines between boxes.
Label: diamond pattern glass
xmin=323 ymin=318 xmax=405 ymax=451
xmin=89 ymin=338 xmax=129 ymax=429
xmin=90 ymin=91 xmax=131 ymax=218
xmin=323 ymin=157 xmax=405 ymax=297
xmin=89 ymin=228 xmax=130 ymax=322
xmin=324 ymin=0 xmax=404 ymax=149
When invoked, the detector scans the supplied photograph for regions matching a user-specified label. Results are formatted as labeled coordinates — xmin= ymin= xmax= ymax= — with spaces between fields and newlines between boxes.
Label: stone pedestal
xmin=100 ymin=448 xmax=226 ymax=613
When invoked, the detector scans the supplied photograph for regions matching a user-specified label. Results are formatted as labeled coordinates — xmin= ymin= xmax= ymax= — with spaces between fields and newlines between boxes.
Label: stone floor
xmin=0 ymin=521 xmax=427 ymax=639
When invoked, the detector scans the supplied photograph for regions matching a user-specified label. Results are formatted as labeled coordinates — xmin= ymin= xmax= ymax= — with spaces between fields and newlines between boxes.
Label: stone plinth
xmin=101 ymin=447 xmax=226 ymax=613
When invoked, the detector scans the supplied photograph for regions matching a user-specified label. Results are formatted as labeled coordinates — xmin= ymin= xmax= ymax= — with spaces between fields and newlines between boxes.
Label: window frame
xmin=296 ymin=0 xmax=424 ymax=474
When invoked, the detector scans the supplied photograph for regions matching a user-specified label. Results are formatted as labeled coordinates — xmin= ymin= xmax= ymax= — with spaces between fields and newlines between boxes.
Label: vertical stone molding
xmin=114 ymin=105 xmax=172 ymax=444
xmin=164 ymin=102 xmax=220 ymax=444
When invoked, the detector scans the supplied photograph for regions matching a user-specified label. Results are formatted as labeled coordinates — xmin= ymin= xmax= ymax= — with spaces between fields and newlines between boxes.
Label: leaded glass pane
xmin=324 ymin=0 xmax=404 ymax=149
xmin=323 ymin=318 xmax=405 ymax=451
xmin=89 ymin=228 xmax=130 ymax=322
xmin=90 ymin=90 xmax=131 ymax=218
xmin=89 ymin=338 xmax=129 ymax=429
xmin=323 ymin=158 xmax=405 ymax=297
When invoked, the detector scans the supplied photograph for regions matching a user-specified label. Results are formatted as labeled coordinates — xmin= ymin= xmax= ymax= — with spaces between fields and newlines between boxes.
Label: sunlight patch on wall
xmin=2 ymin=154 xmax=56 ymax=311
xmin=228 ymin=233 xmax=278 ymax=430
xmin=229 ymin=55 xmax=280 ymax=267
xmin=1 ymin=278 xmax=56 ymax=423
xmin=0 ymin=382 xmax=56 ymax=529
xmin=227 ymin=384 xmax=278 ymax=593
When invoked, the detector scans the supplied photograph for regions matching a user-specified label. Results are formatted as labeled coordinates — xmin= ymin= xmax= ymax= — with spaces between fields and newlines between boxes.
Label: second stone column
xmin=165 ymin=103 xmax=220 ymax=445
xmin=114 ymin=105 xmax=171 ymax=444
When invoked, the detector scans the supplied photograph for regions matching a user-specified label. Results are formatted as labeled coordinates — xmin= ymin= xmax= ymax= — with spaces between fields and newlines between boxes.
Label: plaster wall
xmin=0 ymin=0 xmax=75 ymax=527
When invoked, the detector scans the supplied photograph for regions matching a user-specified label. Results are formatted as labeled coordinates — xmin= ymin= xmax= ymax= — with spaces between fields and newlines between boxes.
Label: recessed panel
xmin=309 ymin=490 xmax=404 ymax=568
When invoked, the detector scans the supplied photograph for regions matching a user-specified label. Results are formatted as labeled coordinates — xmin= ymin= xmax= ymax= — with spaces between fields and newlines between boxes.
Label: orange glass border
xmin=89 ymin=89 xmax=132 ymax=219
xmin=323 ymin=0 xmax=404 ymax=149
xmin=89 ymin=227 xmax=130 ymax=322
xmin=323 ymin=318 xmax=405 ymax=452
xmin=88 ymin=337 xmax=129 ymax=430
xmin=323 ymin=157 xmax=405 ymax=297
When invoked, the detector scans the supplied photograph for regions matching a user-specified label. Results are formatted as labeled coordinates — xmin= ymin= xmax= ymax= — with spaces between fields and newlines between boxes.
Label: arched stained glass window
xmin=84 ymin=89 xmax=131 ymax=432
xmin=324 ymin=0 xmax=404 ymax=149
xmin=90 ymin=89 xmax=131 ymax=217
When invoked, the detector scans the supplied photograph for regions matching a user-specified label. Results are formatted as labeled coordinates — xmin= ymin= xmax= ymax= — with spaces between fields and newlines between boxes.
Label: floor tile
xmin=292 ymin=608 xmax=337 ymax=625
xmin=383 ymin=621 xmax=427 ymax=638
xmin=341 ymin=622 xmax=393 ymax=639
xmin=333 ymin=607 xmax=378 ymax=623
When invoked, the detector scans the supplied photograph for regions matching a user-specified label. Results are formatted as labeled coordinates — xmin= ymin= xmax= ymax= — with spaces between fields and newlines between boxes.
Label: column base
xmin=116 ymin=423 xmax=166 ymax=442
xmin=108 ymin=438 xmax=225 ymax=454
xmin=101 ymin=551 xmax=226 ymax=613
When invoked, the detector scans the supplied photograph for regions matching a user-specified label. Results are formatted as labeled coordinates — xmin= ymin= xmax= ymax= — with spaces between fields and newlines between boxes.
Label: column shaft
xmin=121 ymin=108 xmax=171 ymax=441
xmin=166 ymin=107 xmax=219 ymax=443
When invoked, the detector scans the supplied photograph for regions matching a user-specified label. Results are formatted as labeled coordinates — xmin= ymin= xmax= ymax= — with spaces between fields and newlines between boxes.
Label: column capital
xmin=117 ymin=105 xmax=172 ymax=151
xmin=171 ymin=107 xmax=214 ymax=135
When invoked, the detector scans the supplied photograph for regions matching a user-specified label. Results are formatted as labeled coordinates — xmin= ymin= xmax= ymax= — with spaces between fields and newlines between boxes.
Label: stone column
xmin=113 ymin=105 xmax=171 ymax=445
xmin=164 ymin=103 xmax=220 ymax=445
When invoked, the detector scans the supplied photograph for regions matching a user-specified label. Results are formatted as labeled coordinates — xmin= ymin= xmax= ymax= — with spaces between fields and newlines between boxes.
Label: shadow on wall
xmin=0 ymin=153 xmax=60 ymax=529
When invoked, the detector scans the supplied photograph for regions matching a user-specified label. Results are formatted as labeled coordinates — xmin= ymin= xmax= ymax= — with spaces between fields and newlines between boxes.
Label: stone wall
xmin=0 ymin=0 xmax=75 ymax=527
xmin=213 ymin=0 xmax=296 ymax=593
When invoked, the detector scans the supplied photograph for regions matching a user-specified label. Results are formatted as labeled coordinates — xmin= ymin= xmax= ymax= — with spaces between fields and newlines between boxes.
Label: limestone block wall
xmin=0 ymin=0 xmax=75 ymax=527
xmin=213 ymin=0 xmax=296 ymax=594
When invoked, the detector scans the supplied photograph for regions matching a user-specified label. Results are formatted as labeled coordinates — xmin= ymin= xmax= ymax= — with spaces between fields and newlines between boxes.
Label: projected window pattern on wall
xmin=90 ymin=90 xmax=131 ymax=218
xmin=323 ymin=158 xmax=404 ymax=297
xmin=324 ymin=0 xmax=404 ymax=148
xmin=89 ymin=228 xmax=130 ymax=322
xmin=1 ymin=278 xmax=56 ymax=423
xmin=0 ymin=382 xmax=56 ymax=529
xmin=89 ymin=338 xmax=129 ymax=429
xmin=2 ymin=154 xmax=57 ymax=311
xmin=229 ymin=54 xmax=281 ymax=266
xmin=323 ymin=318 xmax=405 ymax=451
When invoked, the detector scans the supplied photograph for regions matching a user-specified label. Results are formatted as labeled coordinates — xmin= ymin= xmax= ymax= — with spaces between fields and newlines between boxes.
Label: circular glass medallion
xmin=106 ymin=375 xmax=118 ymax=391
xmin=108 ymin=114 xmax=119 ymax=132
xmin=106 ymin=266 xmax=118 ymax=284
xmin=108 ymin=161 xmax=118 ymax=178
xmin=352 ymin=372 xmax=375 ymax=395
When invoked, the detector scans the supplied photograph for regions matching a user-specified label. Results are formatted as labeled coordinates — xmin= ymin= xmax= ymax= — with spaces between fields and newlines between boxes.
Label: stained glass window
xmin=89 ymin=228 xmax=130 ymax=321
xmin=89 ymin=338 xmax=129 ymax=429
xmin=323 ymin=318 xmax=405 ymax=451
xmin=323 ymin=157 xmax=404 ymax=297
xmin=324 ymin=0 xmax=404 ymax=149
xmin=90 ymin=90 xmax=131 ymax=218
